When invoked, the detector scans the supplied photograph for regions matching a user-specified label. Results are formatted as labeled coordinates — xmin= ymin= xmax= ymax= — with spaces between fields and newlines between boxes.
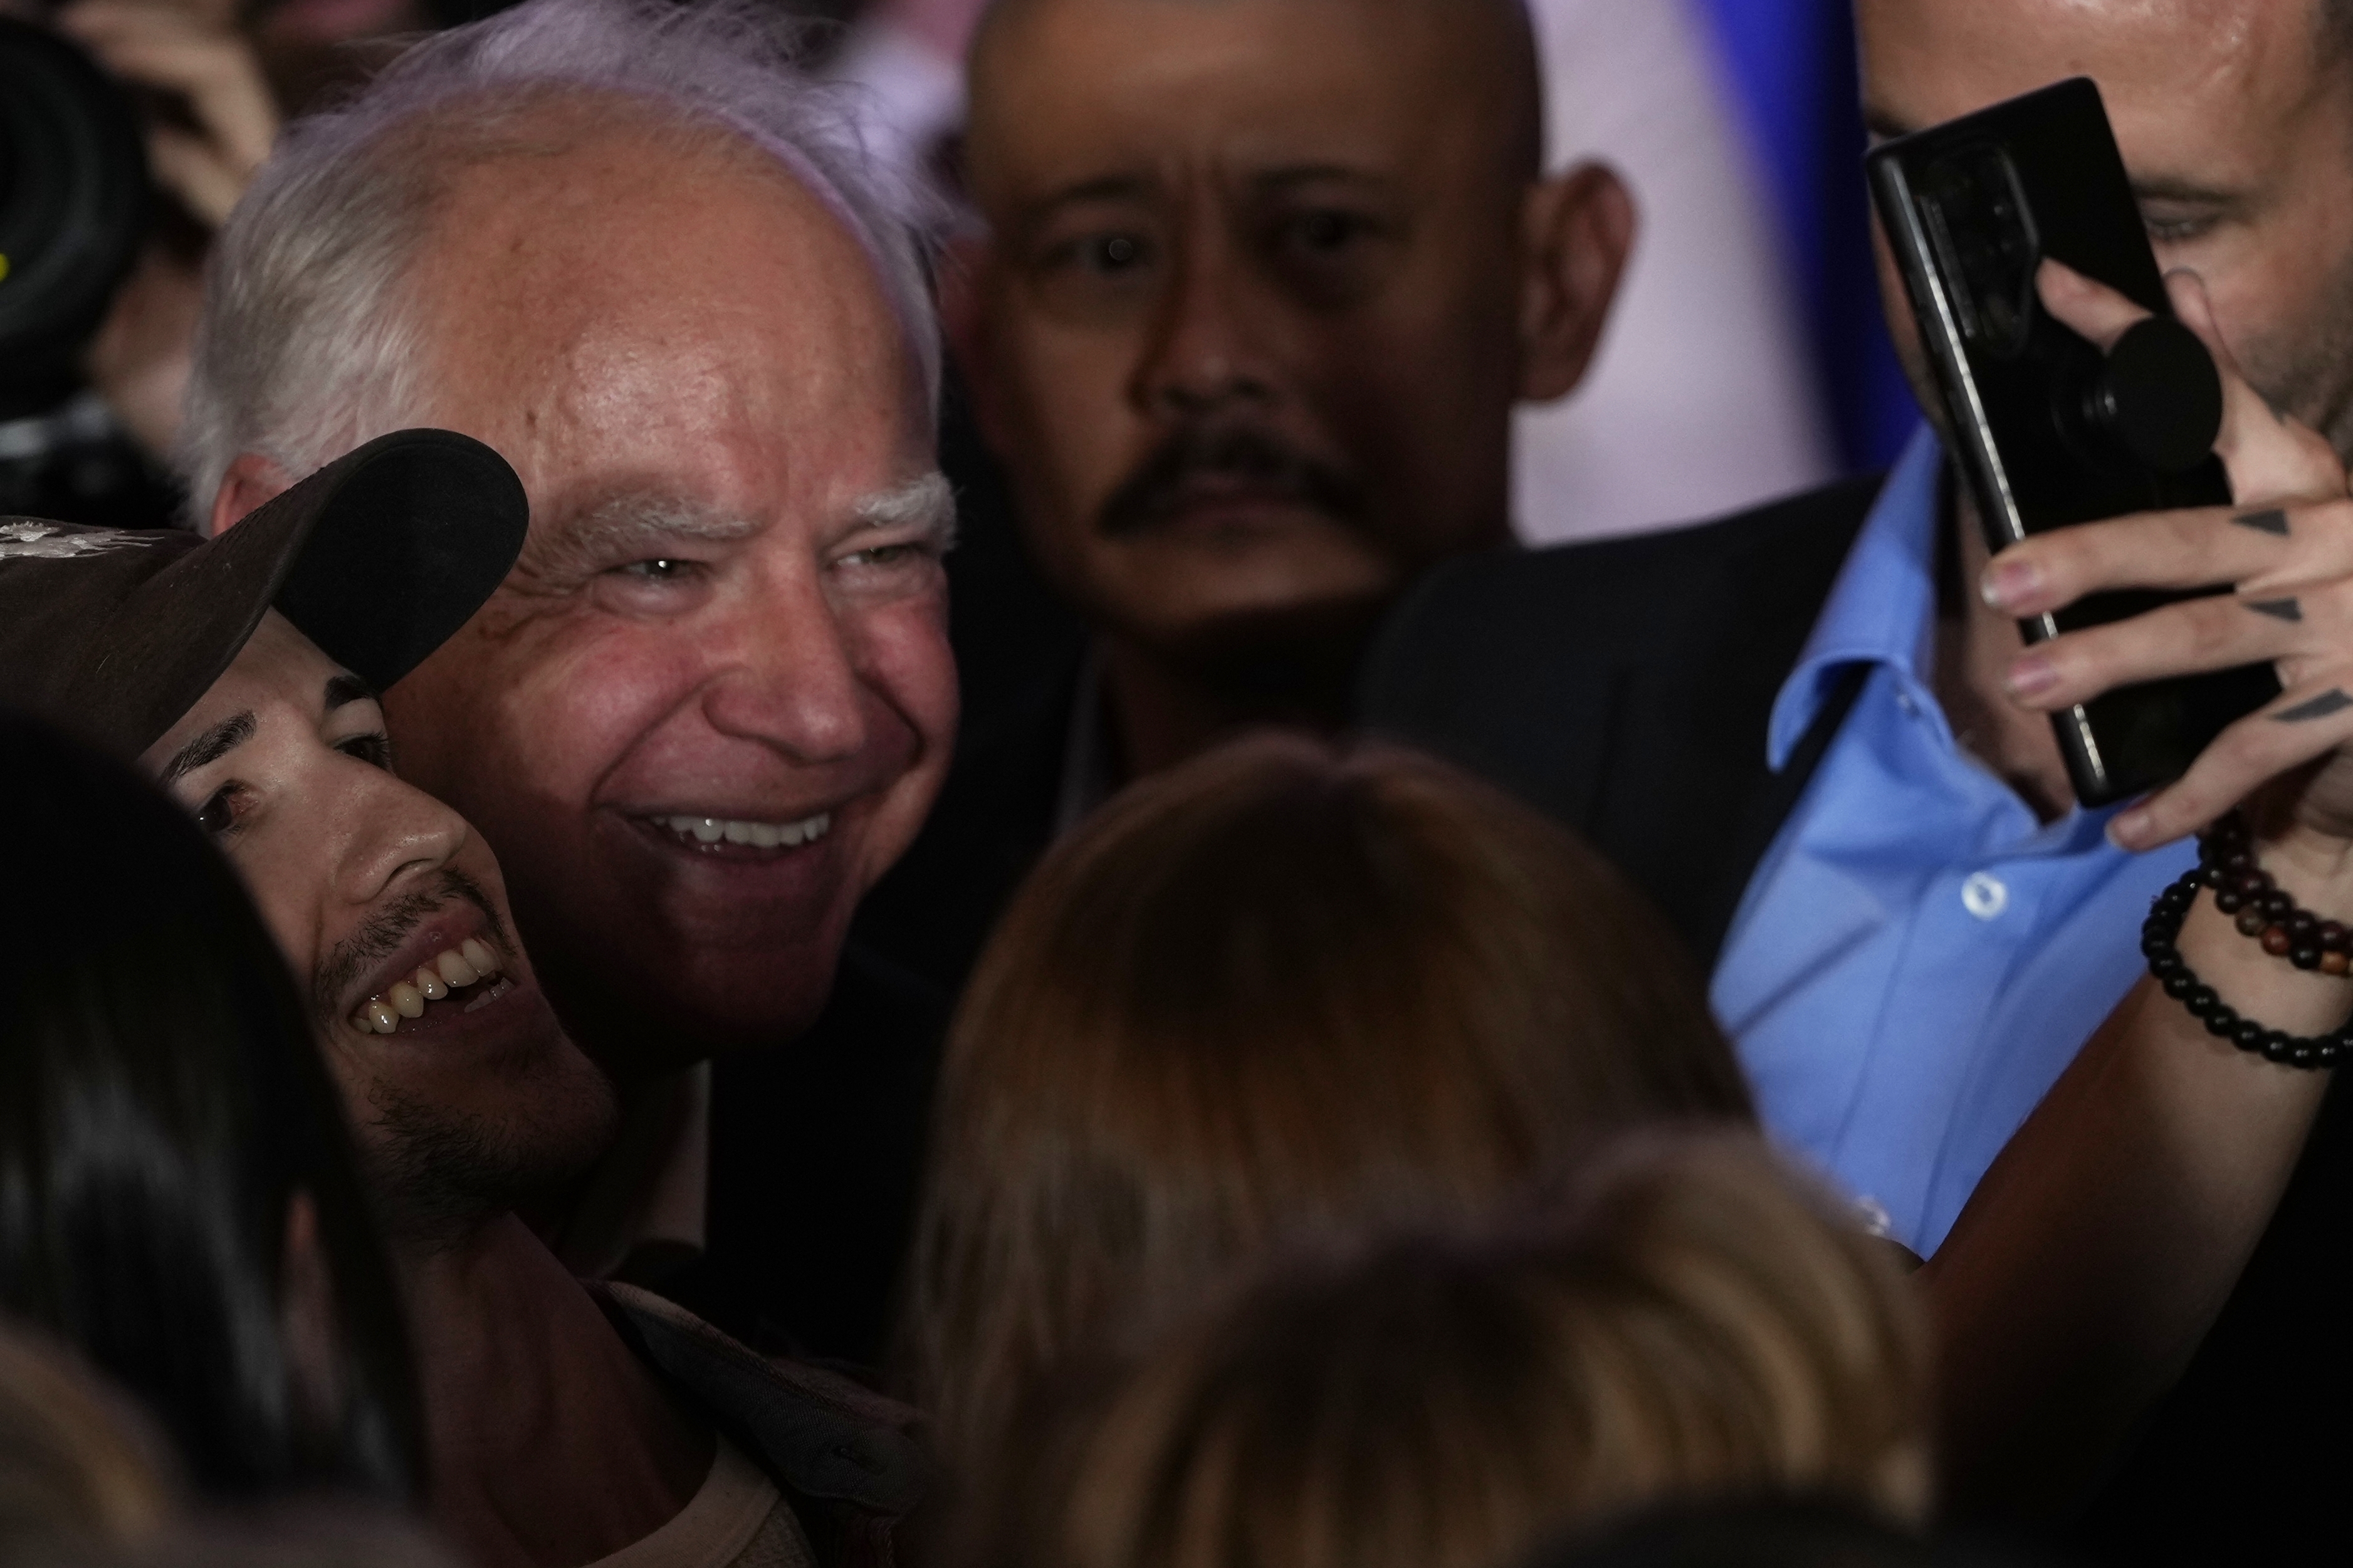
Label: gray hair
xmin=179 ymin=0 xmax=942 ymax=526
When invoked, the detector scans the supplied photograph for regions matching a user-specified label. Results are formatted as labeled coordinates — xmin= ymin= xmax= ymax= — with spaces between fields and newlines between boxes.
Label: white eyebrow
xmin=851 ymin=473 xmax=957 ymax=541
xmin=565 ymin=496 xmax=766 ymax=557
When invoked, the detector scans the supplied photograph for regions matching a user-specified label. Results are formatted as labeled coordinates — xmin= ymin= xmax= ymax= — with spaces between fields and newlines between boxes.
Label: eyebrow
xmin=850 ymin=473 xmax=958 ymax=541
xmin=548 ymin=495 xmax=767 ymax=566
xmin=1861 ymin=107 xmax=2240 ymax=210
xmin=159 ymin=710 xmax=256 ymax=787
xmin=325 ymin=673 xmax=377 ymax=713
xmin=1012 ymin=173 xmax=1156 ymax=242
xmin=1035 ymin=173 xmax=1155 ymax=211
xmin=2129 ymin=175 xmax=2241 ymax=208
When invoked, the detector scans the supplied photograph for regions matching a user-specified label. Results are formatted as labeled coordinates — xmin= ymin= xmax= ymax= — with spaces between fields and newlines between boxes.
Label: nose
xmin=333 ymin=765 xmax=471 ymax=909
xmin=698 ymin=567 xmax=869 ymax=766
xmin=1130 ymin=222 xmax=1279 ymax=419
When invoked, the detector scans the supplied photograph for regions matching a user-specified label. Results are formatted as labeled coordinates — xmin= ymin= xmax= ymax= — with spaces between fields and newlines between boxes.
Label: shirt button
xmin=1962 ymin=872 xmax=2010 ymax=921
xmin=1895 ymin=690 xmax=1920 ymax=717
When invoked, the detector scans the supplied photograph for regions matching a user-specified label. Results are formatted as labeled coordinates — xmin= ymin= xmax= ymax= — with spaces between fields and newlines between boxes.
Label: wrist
xmin=2170 ymin=820 xmax=2353 ymax=1048
xmin=2248 ymin=823 xmax=2353 ymax=923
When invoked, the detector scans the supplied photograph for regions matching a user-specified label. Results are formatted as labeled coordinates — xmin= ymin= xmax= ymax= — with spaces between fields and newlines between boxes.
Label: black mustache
xmin=309 ymin=867 xmax=511 ymax=1028
xmin=1098 ymin=425 xmax=1366 ymax=539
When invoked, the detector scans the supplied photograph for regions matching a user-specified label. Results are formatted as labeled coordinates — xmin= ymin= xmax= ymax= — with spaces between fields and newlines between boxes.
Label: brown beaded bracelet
xmin=2199 ymin=812 xmax=2353 ymax=976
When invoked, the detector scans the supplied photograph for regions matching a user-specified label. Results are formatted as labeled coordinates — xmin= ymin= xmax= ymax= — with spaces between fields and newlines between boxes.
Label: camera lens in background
xmin=0 ymin=17 xmax=149 ymax=425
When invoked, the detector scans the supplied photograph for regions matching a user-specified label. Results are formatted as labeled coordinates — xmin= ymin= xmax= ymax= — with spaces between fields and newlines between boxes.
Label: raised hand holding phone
xmin=1984 ymin=261 xmax=2353 ymax=857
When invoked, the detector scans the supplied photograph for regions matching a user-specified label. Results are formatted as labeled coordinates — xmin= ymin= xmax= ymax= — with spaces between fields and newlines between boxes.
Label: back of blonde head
xmin=902 ymin=734 xmax=1754 ymax=1470
xmin=970 ymin=1135 xmax=1929 ymax=1568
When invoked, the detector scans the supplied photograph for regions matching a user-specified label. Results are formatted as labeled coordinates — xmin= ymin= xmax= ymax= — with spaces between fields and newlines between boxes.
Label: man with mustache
xmin=856 ymin=0 xmax=1635 ymax=988
xmin=0 ymin=432 xmax=921 ymax=1567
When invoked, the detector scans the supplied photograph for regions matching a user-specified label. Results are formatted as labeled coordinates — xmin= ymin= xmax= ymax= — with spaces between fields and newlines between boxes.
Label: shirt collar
xmin=1767 ymin=424 xmax=1947 ymax=768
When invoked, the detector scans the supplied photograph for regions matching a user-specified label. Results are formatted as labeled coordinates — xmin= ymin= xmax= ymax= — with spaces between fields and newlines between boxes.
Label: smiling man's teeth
xmin=351 ymin=940 xmax=507 ymax=1033
xmin=657 ymin=812 xmax=833 ymax=850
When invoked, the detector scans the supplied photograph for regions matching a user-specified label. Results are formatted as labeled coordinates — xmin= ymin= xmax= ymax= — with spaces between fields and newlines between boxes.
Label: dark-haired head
xmin=0 ymin=713 xmax=422 ymax=1500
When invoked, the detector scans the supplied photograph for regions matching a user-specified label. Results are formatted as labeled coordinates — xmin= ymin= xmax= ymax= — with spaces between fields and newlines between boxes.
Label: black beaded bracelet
xmin=2143 ymin=866 xmax=2353 ymax=1069
xmin=2199 ymin=812 xmax=2353 ymax=973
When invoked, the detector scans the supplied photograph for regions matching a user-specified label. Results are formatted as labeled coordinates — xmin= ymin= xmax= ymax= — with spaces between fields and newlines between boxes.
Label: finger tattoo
xmin=2247 ymin=597 xmax=2305 ymax=622
xmin=2274 ymin=689 xmax=2353 ymax=724
xmin=2235 ymin=508 xmax=2292 ymax=536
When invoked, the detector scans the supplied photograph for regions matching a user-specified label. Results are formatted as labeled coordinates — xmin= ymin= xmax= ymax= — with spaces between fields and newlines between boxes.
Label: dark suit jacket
xmin=1360 ymin=474 xmax=2353 ymax=1561
xmin=1360 ymin=474 xmax=1880 ymax=969
xmin=659 ymin=943 xmax=951 ymax=1374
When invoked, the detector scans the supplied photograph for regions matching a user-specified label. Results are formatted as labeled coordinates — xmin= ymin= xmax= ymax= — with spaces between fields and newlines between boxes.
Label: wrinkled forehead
xmin=394 ymin=93 xmax=932 ymax=417
xmin=396 ymin=114 xmax=932 ymax=492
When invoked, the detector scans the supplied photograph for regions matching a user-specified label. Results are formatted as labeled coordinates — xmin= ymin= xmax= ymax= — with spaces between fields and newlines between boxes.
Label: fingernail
xmin=2109 ymin=809 xmax=2151 ymax=851
xmin=1981 ymin=558 xmax=2042 ymax=612
xmin=2005 ymin=654 xmax=2058 ymax=701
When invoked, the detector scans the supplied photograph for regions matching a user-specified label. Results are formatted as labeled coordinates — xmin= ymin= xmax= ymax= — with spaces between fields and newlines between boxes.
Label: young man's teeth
xmin=659 ymin=812 xmax=832 ymax=849
xmin=350 ymin=941 xmax=508 ymax=1033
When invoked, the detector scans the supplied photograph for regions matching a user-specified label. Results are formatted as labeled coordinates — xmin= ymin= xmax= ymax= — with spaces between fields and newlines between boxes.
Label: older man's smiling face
xmin=375 ymin=106 xmax=958 ymax=1075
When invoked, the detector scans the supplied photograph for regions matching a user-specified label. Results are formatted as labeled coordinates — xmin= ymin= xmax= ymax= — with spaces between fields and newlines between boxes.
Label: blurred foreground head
xmin=960 ymin=1136 xmax=1930 ymax=1568
xmin=1858 ymin=0 xmax=2353 ymax=462
xmin=0 ymin=1319 xmax=172 ymax=1549
xmin=184 ymin=0 xmax=961 ymax=1073
xmin=0 ymin=715 xmax=421 ymax=1501
xmin=956 ymin=0 xmax=1633 ymax=730
xmin=903 ymin=733 xmax=1751 ymax=1468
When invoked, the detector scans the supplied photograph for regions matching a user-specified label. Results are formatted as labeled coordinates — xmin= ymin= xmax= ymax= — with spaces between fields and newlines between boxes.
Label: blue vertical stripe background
xmin=1694 ymin=0 xmax=1919 ymax=474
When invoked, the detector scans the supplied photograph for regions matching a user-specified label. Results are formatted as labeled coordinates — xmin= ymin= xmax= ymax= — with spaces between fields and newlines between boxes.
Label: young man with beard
xmin=854 ymin=0 xmax=1637 ymax=990
xmin=0 ymin=431 xmax=920 ymax=1567
xmin=1365 ymin=0 xmax=2353 ymax=1552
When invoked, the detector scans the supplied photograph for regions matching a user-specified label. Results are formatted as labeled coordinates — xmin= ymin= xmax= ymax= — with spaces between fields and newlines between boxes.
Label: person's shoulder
xmin=1360 ymin=474 xmax=1884 ymax=718
xmin=1403 ymin=473 xmax=1884 ymax=636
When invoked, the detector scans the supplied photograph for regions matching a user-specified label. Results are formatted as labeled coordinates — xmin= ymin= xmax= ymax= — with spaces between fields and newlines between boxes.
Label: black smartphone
xmin=1867 ymin=77 xmax=2279 ymax=808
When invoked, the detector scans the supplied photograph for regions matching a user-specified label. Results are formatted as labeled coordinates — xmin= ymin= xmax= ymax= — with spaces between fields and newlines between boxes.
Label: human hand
xmin=56 ymin=0 xmax=278 ymax=229
xmin=1977 ymin=259 xmax=2353 ymax=856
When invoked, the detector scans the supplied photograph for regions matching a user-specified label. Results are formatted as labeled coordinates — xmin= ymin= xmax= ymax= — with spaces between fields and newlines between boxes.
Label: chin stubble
xmin=358 ymin=1043 xmax=619 ymax=1252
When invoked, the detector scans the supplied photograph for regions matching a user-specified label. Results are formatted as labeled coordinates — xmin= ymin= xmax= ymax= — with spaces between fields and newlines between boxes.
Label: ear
xmin=209 ymin=452 xmax=295 ymax=538
xmin=936 ymin=229 xmax=1012 ymax=451
xmin=278 ymin=1190 xmax=347 ymax=1435
xmin=1516 ymin=161 xmax=1638 ymax=405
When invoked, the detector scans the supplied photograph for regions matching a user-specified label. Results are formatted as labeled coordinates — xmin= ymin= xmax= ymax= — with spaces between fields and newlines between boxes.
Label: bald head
xmin=968 ymin=0 xmax=1543 ymax=194
xmin=946 ymin=0 xmax=1633 ymax=687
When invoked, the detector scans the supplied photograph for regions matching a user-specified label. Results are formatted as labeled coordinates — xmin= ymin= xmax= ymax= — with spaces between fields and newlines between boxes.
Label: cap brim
xmin=69 ymin=430 xmax=528 ymax=758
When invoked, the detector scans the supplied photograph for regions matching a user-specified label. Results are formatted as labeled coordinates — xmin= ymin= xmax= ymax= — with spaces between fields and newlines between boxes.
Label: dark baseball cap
xmin=0 ymin=428 xmax=528 ymax=760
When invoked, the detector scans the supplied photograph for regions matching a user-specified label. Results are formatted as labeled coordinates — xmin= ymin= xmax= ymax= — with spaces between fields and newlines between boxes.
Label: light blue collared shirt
xmin=1711 ymin=426 xmax=2193 ymax=1254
